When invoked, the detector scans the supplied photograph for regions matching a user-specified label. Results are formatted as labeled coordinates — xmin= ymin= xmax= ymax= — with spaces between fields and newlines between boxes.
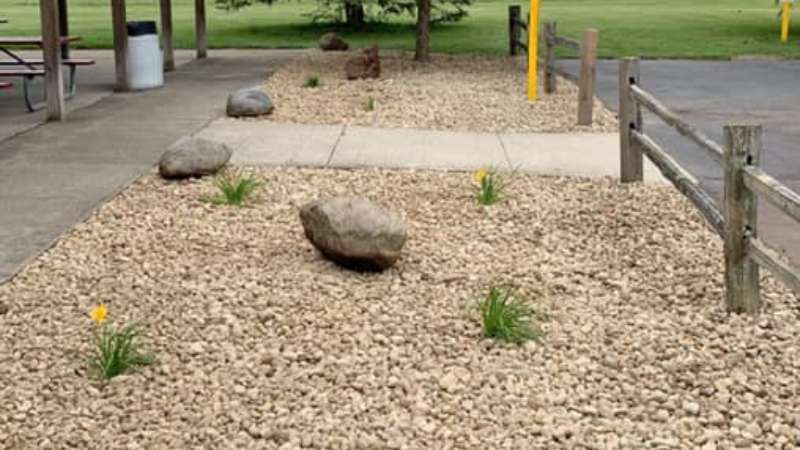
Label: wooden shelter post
xmin=111 ymin=0 xmax=129 ymax=91
xmin=160 ymin=0 xmax=175 ymax=71
xmin=195 ymin=0 xmax=207 ymax=58
xmin=57 ymin=0 xmax=69 ymax=58
xmin=40 ymin=0 xmax=65 ymax=121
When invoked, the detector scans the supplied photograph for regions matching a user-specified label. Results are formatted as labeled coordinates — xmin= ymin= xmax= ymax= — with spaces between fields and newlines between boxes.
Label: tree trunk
xmin=414 ymin=0 xmax=431 ymax=62
xmin=345 ymin=3 xmax=365 ymax=29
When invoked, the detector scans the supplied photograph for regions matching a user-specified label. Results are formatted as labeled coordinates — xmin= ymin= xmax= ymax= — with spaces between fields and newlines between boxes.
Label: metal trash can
xmin=126 ymin=21 xmax=163 ymax=90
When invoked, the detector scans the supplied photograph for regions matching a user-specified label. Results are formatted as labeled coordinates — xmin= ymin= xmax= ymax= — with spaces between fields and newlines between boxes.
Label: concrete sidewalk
xmin=197 ymin=120 xmax=665 ymax=181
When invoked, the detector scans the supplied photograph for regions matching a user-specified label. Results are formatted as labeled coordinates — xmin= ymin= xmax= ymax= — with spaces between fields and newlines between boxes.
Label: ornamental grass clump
xmin=206 ymin=170 xmax=261 ymax=206
xmin=472 ymin=168 xmax=513 ymax=206
xmin=478 ymin=287 xmax=542 ymax=344
xmin=364 ymin=96 xmax=375 ymax=111
xmin=87 ymin=305 xmax=155 ymax=380
xmin=303 ymin=75 xmax=322 ymax=88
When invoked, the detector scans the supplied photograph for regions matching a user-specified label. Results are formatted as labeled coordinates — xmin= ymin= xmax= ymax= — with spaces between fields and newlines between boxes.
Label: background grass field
xmin=1 ymin=0 xmax=798 ymax=58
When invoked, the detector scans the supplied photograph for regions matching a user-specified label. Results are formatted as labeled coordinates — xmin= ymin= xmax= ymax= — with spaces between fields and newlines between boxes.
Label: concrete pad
xmin=0 ymin=50 xmax=198 ymax=143
xmin=0 ymin=196 xmax=90 ymax=281
xmin=500 ymin=132 xmax=666 ymax=183
xmin=0 ymin=162 xmax=142 ymax=198
xmin=196 ymin=120 xmax=342 ymax=166
xmin=330 ymin=126 xmax=508 ymax=171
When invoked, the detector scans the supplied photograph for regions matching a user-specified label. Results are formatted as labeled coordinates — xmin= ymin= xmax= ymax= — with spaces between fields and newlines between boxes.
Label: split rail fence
xmin=619 ymin=57 xmax=800 ymax=314
xmin=508 ymin=6 xmax=598 ymax=125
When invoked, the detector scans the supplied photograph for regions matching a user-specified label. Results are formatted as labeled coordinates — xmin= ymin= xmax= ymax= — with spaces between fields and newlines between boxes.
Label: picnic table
xmin=0 ymin=35 xmax=93 ymax=111
xmin=1 ymin=36 xmax=80 ymax=65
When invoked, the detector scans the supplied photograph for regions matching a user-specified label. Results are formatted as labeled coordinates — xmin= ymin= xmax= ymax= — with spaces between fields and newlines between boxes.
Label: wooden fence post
xmin=577 ymin=28 xmax=598 ymax=125
xmin=723 ymin=125 xmax=762 ymax=314
xmin=543 ymin=21 xmax=556 ymax=94
xmin=619 ymin=57 xmax=642 ymax=182
xmin=509 ymin=5 xmax=521 ymax=56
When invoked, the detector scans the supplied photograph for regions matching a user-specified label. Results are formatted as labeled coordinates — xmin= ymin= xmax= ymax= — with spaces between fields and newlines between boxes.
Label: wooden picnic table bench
xmin=0 ymin=36 xmax=80 ymax=46
xmin=0 ymin=81 xmax=12 ymax=89
xmin=0 ymin=35 xmax=94 ymax=112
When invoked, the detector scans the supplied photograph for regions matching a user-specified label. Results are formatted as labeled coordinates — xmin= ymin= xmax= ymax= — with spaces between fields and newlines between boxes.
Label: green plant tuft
xmin=206 ymin=171 xmax=261 ymax=206
xmin=303 ymin=75 xmax=322 ymax=88
xmin=478 ymin=286 xmax=541 ymax=344
xmin=473 ymin=167 xmax=515 ymax=206
xmin=90 ymin=323 xmax=155 ymax=380
xmin=364 ymin=96 xmax=375 ymax=111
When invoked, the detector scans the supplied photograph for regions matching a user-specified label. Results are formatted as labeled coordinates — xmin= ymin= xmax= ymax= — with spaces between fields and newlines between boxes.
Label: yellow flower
xmin=473 ymin=169 xmax=488 ymax=184
xmin=90 ymin=304 xmax=108 ymax=324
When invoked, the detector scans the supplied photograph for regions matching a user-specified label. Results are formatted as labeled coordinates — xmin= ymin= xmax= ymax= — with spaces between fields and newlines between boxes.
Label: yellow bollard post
xmin=781 ymin=0 xmax=791 ymax=43
xmin=527 ymin=0 xmax=541 ymax=101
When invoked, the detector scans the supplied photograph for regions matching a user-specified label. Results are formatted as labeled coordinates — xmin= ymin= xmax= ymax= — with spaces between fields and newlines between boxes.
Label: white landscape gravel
xmin=0 ymin=167 xmax=799 ymax=449
xmin=262 ymin=50 xmax=617 ymax=133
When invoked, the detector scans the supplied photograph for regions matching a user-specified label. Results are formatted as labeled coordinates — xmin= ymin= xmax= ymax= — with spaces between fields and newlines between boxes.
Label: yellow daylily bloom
xmin=473 ymin=169 xmax=488 ymax=184
xmin=90 ymin=304 xmax=108 ymax=324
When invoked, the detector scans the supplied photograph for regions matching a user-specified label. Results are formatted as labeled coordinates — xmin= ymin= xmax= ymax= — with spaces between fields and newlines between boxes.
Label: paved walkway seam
xmin=495 ymin=133 xmax=513 ymax=170
xmin=326 ymin=124 xmax=347 ymax=166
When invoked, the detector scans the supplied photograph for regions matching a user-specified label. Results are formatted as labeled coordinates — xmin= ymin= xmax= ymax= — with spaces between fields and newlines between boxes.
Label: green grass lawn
xmin=1 ymin=0 xmax=799 ymax=58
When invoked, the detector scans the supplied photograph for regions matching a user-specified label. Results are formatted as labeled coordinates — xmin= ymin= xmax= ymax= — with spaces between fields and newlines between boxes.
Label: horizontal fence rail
xmin=619 ymin=56 xmax=800 ymax=314
xmin=629 ymin=84 xmax=724 ymax=165
xmin=748 ymin=237 xmax=800 ymax=294
xmin=630 ymin=130 xmax=725 ymax=236
xmin=551 ymin=35 xmax=580 ymax=50
xmin=742 ymin=166 xmax=800 ymax=224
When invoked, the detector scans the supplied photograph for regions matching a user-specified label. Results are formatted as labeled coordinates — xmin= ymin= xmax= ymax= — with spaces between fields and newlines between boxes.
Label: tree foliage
xmin=214 ymin=0 xmax=472 ymax=26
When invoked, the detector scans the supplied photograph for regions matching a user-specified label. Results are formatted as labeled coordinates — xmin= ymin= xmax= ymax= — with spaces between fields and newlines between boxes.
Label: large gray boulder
xmin=319 ymin=33 xmax=349 ymax=51
xmin=300 ymin=197 xmax=407 ymax=270
xmin=226 ymin=87 xmax=273 ymax=117
xmin=158 ymin=137 xmax=232 ymax=179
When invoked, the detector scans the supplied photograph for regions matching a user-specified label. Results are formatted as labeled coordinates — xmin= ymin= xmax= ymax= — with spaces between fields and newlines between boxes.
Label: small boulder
xmin=319 ymin=33 xmax=349 ymax=51
xmin=300 ymin=197 xmax=407 ymax=270
xmin=345 ymin=44 xmax=381 ymax=80
xmin=226 ymin=87 xmax=273 ymax=117
xmin=158 ymin=137 xmax=232 ymax=179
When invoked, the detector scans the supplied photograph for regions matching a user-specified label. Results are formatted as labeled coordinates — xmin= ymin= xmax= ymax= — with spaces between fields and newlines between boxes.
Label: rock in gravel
xmin=299 ymin=196 xmax=406 ymax=270
xmin=226 ymin=87 xmax=273 ymax=117
xmin=0 ymin=301 xmax=8 ymax=315
xmin=683 ymin=400 xmax=701 ymax=416
xmin=158 ymin=137 xmax=232 ymax=179
xmin=345 ymin=44 xmax=380 ymax=80
xmin=319 ymin=33 xmax=349 ymax=51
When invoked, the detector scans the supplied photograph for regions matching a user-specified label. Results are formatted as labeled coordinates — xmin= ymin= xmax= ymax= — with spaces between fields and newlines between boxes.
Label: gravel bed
xmin=262 ymin=50 xmax=617 ymax=133
xmin=1 ymin=167 xmax=799 ymax=449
